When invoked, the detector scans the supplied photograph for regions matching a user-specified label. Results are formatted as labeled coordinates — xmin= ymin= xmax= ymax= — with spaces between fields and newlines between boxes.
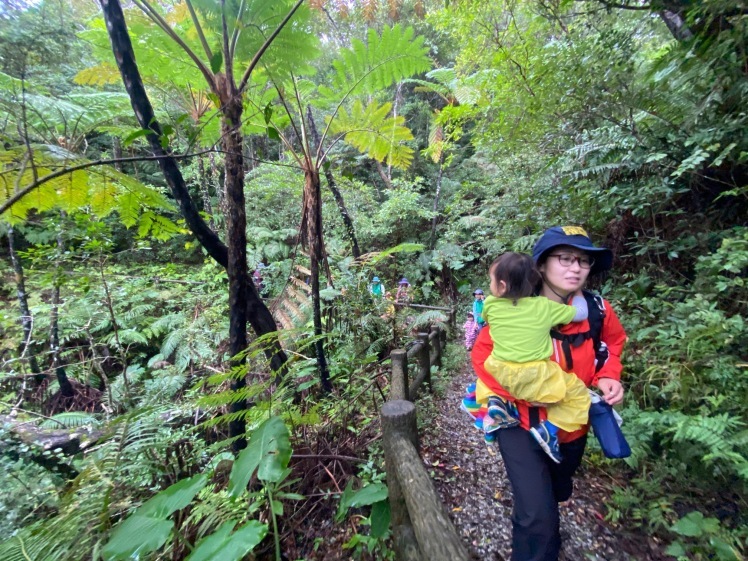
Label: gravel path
xmin=419 ymin=361 xmax=664 ymax=561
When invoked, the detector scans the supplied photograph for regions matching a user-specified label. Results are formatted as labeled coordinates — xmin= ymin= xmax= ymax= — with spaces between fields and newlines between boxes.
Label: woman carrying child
xmin=472 ymin=226 xmax=626 ymax=561
xmin=479 ymin=252 xmax=591 ymax=462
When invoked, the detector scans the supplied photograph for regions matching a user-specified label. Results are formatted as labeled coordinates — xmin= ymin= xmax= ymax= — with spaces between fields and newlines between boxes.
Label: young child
xmin=463 ymin=312 xmax=479 ymax=350
xmin=477 ymin=252 xmax=591 ymax=463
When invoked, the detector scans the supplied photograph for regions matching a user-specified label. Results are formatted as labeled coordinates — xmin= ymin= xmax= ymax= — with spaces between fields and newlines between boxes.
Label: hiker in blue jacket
xmin=472 ymin=288 xmax=486 ymax=328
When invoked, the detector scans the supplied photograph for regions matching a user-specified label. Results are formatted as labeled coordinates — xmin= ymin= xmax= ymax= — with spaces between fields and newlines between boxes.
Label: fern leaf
xmin=318 ymin=25 xmax=431 ymax=105
xmin=329 ymin=100 xmax=414 ymax=168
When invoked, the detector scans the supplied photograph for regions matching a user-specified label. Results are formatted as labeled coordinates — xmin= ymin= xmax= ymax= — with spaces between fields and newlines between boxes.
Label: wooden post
xmin=381 ymin=400 xmax=421 ymax=561
xmin=418 ymin=332 xmax=430 ymax=394
xmin=430 ymin=325 xmax=442 ymax=369
xmin=390 ymin=349 xmax=409 ymax=401
xmin=449 ymin=306 xmax=456 ymax=331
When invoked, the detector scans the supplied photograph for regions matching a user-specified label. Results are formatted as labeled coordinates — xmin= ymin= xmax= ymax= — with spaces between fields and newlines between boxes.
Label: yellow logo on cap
xmin=561 ymin=226 xmax=588 ymax=237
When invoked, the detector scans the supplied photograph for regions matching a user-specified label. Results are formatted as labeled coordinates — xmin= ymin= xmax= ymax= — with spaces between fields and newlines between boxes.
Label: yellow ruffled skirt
xmin=480 ymin=357 xmax=590 ymax=432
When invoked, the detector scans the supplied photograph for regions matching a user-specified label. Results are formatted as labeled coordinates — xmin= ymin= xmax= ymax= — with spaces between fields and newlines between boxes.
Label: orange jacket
xmin=471 ymin=298 xmax=627 ymax=443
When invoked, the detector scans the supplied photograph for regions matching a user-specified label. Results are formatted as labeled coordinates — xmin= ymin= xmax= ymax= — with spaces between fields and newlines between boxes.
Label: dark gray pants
xmin=496 ymin=426 xmax=587 ymax=561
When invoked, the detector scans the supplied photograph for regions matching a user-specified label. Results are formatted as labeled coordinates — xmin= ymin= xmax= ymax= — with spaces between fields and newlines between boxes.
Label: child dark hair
xmin=491 ymin=252 xmax=541 ymax=304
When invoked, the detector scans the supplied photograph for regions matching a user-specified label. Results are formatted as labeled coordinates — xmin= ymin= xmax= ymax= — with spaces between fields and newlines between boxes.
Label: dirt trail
xmin=419 ymin=362 xmax=664 ymax=561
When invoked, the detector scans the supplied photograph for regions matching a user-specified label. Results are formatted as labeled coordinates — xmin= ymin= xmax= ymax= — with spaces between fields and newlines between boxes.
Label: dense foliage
xmin=1 ymin=0 xmax=746 ymax=559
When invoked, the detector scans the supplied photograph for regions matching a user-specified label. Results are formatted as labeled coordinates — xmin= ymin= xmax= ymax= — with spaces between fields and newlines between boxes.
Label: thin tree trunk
xmin=8 ymin=226 xmax=42 ymax=382
xmin=196 ymin=150 xmax=216 ymax=230
xmin=220 ymin=92 xmax=250 ymax=451
xmin=375 ymin=160 xmax=391 ymax=199
xmin=98 ymin=0 xmax=287 ymax=392
xmin=98 ymin=255 xmax=129 ymax=399
xmin=306 ymin=106 xmax=361 ymax=258
xmin=112 ymin=136 xmax=123 ymax=172
xmin=429 ymin=163 xmax=444 ymax=250
xmin=305 ymin=170 xmax=332 ymax=392
xmin=50 ymin=214 xmax=74 ymax=397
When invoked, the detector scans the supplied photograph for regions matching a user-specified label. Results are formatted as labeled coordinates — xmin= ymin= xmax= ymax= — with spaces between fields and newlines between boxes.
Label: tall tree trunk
xmin=429 ymin=163 xmax=444 ymax=250
xmin=98 ymin=0 xmax=287 ymax=398
xmin=374 ymin=161 xmax=391 ymax=200
xmin=7 ymin=226 xmax=42 ymax=382
xmin=220 ymin=90 xmax=250 ymax=451
xmin=306 ymin=106 xmax=361 ymax=258
xmin=196 ymin=150 xmax=216 ymax=230
xmin=304 ymin=170 xmax=332 ymax=392
xmin=50 ymin=214 xmax=74 ymax=397
xmin=112 ymin=136 xmax=123 ymax=172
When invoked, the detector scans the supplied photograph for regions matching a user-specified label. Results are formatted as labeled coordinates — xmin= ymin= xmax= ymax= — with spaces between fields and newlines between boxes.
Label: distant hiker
xmin=369 ymin=276 xmax=385 ymax=298
xmin=252 ymin=263 xmax=266 ymax=295
xmin=472 ymin=288 xmax=485 ymax=327
xmin=463 ymin=311 xmax=479 ymax=350
xmin=467 ymin=226 xmax=626 ymax=561
xmin=395 ymin=277 xmax=411 ymax=303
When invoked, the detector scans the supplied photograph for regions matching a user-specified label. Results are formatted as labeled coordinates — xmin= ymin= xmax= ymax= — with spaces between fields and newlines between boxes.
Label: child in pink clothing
xmin=464 ymin=312 xmax=479 ymax=350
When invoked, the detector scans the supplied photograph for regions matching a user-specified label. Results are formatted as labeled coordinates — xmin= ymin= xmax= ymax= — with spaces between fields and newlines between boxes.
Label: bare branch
xmin=184 ymin=0 xmax=214 ymax=61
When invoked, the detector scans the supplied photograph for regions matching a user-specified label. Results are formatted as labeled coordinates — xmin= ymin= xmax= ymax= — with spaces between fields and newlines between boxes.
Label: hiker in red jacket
xmin=471 ymin=226 xmax=626 ymax=561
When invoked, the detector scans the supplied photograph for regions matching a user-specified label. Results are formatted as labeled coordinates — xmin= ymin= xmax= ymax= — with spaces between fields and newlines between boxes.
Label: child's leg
xmin=485 ymin=358 xmax=590 ymax=433
xmin=544 ymin=371 xmax=590 ymax=432
xmin=460 ymin=381 xmax=485 ymax=430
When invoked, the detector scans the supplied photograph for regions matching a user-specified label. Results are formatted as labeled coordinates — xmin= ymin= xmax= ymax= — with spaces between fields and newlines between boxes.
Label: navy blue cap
xmin=532 ymin=226 xmax=613 ymax=275
xmin=399 ymin=278 xmax=409 ymax=285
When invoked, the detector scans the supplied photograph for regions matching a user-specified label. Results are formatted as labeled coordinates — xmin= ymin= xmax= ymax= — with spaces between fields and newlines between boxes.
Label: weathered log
xmin=1 ymin=415 xmax=103 ymax=479
xmin=429 ymin=327 xmax=442 ymax=369
xmin=406 ymin=342 xmax=423 ymax=360
xmin=393 ymin=303 xmax=453 ymax=312
xmin=390 ymin=350 xmax=409 ymax=401
xmin=408 ymin=332 xmax=430 ymax=400
xmin=393 ymin=524 xmax=423 ymax=561
xmin=388 ymin=434 xmax=470 ymax=561
xmin=381 ymin=401 xmax=469 ymax=561
xmin=1 ymin=415 xmax=103 ymax=455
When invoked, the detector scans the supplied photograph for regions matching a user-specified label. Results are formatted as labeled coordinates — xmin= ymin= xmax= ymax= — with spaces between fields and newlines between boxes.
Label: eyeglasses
xmin=547 ymin=254 xmax=595 ymax=269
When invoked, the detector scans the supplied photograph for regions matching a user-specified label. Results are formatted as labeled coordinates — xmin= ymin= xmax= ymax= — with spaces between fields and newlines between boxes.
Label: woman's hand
xmin=597 ymin=378 xmax=624 ymax=405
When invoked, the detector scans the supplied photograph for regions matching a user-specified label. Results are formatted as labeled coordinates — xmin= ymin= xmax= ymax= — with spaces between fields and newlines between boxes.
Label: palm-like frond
xmin=328 ymin=100 xmax=414 ymax=168
xmin=317 ymin=25 xmax=431 ymax=106
xmin=0 ymin=144 xmax=176 ymax=227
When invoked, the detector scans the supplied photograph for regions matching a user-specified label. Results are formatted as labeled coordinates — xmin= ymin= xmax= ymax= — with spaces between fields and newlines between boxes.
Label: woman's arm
xmin=594 ymin=300 xmax=627 ymax=404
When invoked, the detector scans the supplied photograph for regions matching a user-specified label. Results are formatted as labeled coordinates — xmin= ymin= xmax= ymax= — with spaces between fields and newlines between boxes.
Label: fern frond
xmin=40 ymin=412 xmax=100 ymax=429
xmin=329 ymin=100 xmax=414 ymax=168
xmin=318 ymin=24 xmax=431 ymax=105
xmin=409 ymin=310 xmax=448 ymax=331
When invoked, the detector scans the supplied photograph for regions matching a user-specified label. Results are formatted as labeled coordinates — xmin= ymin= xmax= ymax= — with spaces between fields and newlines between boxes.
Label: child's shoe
xmin=486 ymin=396 xmax=520 ymax=429
xmin=529 ymin=421 xmax=562 ymax=464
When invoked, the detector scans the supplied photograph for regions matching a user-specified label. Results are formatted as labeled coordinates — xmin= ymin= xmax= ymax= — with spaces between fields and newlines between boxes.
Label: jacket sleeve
xmin=593 ymin=299 xmax=627 ymax=385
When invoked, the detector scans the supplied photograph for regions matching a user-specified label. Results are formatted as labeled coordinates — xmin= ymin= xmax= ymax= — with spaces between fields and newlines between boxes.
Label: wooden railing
xmin=381 ymin=325 xmax=470 ymax=560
